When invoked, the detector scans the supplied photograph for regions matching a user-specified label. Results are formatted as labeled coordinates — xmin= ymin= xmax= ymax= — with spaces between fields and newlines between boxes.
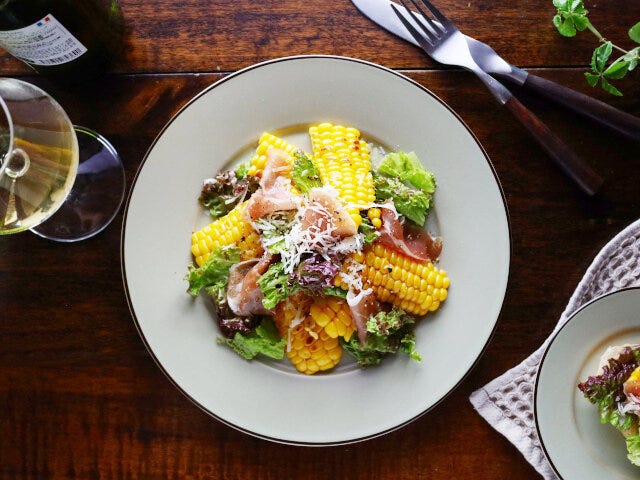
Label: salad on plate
xmin=186 ymin=123 xmax=450 ymax=374
xmin=579 ymin=343 xmax=640 ymax=466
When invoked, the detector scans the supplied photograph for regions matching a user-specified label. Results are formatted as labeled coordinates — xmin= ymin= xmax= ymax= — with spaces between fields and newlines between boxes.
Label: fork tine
xmin=396 ymin=0 xmax=441 ymax=41
xmin=391 ymin=2 xmax=437 ymax=47
xmin=413 ymin=0 xmax=451 ymax=29
xmin=405 ymin=0 xmax=445 ymax=36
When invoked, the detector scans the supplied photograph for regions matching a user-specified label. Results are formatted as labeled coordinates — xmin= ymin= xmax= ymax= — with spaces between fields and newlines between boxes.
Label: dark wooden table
xmin=2 ymin=1 xmax=639 ymax=478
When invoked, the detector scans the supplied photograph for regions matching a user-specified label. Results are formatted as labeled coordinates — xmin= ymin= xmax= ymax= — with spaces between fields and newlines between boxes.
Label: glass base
xmin=31 ymin=126 xmax=125 ymax=242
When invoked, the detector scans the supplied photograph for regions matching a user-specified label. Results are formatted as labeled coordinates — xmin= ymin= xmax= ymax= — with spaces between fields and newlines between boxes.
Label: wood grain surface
xmin=1 ymin=1 xmax=640 ymax=478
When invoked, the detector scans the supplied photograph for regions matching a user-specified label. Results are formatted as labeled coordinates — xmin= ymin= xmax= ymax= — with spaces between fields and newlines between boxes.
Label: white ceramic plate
xmin=121 ymin=55 xmax=510 ymax=445
xmin=536 ymin=287 xmax=640 ymax=479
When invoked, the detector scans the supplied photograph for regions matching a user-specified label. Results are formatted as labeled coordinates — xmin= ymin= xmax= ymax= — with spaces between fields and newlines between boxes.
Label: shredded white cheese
xmin=278 ymin=198 xmax=363 ymax=274
xmin=285 ymin=302 xmax=307 ymax=353
xmin=339 ymin=257 xmax=366 ymax=294
xmin=346 ymin=287 xmax=373 ymax=307
xmin=619 ymin=393 xmax=640 ymax=416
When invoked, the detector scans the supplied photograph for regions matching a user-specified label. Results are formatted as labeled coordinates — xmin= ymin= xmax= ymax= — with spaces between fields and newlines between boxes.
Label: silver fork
xmin=391 ymin=0 xmax=603 ymax=196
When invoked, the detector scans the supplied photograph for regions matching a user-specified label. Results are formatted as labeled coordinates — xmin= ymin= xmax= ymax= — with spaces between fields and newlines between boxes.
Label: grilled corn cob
xmin=335 ymin=243 xmax=450 ymax=316
xmin=309 ymin=296 xmax=355 ymax=341
xmin=191 ymin=201 xmax=263 ymax=266
xmin=274 ymin=294 xmax=346 ymax=374
xmin=287 ymin=315 xmax=343 ymax=375
xmin=247 ymin=132 xmax=299 ymax=177
xmin=309 ymin=123 xmax=375 ymax=228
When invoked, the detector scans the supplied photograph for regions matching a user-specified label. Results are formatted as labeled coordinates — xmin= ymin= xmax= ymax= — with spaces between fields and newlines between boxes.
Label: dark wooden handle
xmin=505 ymin=96 xmax=604 ymax=196
xmin=522 ymin=73 xmax=640 ymax=141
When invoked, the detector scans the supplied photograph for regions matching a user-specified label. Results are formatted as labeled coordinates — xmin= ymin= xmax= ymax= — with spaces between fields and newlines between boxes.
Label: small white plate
xmin=121 ymin=55 xmax=510 ymax=444
xmin=536 ymin=287 xmax=640 ymax=479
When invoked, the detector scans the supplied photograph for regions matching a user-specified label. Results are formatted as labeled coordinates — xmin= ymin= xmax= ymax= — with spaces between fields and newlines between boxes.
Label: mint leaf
xmin=550 ymin=1 xmax=637 ymax=95
xmin=592 ymin=42 xmax=613 ymax=72
xmin=584 ymin=72 xmax=599 ymax=87
xmin=585 ymin=43 xmax=625 ymax=96
xmin=601 ymin=77 xmax=624 ymax=96
xmin=629 ymin=21 xmax=640 ymax=43
xmin=552 ymin=0 xmax=589 ymax=37
xmin=603 ymin=60 xmax=630 ymax=80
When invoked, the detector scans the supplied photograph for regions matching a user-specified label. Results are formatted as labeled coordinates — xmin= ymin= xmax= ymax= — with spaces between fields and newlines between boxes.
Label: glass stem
xmin=1 ymin=177 xmax=18 ymax=228
xmin=5 ymin=148 xmax=30 ymax=178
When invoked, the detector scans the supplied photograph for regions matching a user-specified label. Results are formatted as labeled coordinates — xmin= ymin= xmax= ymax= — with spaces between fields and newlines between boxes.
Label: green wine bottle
xmin=0 ymin=0 xmax=124 ymax=84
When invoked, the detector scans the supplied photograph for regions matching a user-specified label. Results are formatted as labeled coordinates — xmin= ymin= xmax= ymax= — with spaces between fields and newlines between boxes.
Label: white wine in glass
xmin=0 ymin=78 xmax=124 ymax=240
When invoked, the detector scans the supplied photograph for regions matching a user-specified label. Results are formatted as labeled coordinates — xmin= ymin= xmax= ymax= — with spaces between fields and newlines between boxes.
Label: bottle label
xmin=0 ymin=14 xmax=87 ymax=66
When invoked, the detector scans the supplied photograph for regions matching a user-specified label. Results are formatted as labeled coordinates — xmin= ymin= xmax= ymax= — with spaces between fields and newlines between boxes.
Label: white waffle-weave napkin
xmin=469 ymin=218 xmax=640 ymax=479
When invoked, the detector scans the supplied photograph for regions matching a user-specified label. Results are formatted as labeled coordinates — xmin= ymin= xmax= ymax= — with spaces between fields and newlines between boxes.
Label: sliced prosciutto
xmin=300 ymin=186 xmax=357 ymax=239
xmin=226 ymin=252 xmax=274 ymax=316
xmin=244 ymin=148 xmax=300 ymax=221
xmin=378 ymin=203 xmax=442 ymax=261
xmin=346 ymin=288 xmax=382 ymax=345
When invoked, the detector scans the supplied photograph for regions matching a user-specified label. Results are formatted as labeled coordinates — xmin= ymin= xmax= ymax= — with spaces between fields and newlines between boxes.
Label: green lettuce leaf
xmin=374 ymin=151 xmax=436 ymax=226
xmin=377 ymin=151 xmax=436 ymax=193
xmin=358 ymin=216 xmax=380 ymax=245
xmin=187 ymin=246 xmax=240 ymax=297
xmin=234 ymin=160 xmax=249 ymax=179
xmin=324 ymin=286 xmax=347 ymax=299
xmin=256 ymin=261 xmax=299 ymax=310
xmin=342 ymin=307 xmax=420 ymax=367
xmin=254 ymin=213 xmax=293 ymax=254
xmin=373 ymin=174 xmax=432 ymax=226
xmin=291 ymin=151 xmax=322 ymax=194
xmin=627 ymin=434 xmax=640 ymax=466
xmin=400 ymin=334 xmax=421 ymax=362
xmin=217 ymin=317 xmax=286 ymax=360
xmin=199 ymin=170 xmax=260 ymax=219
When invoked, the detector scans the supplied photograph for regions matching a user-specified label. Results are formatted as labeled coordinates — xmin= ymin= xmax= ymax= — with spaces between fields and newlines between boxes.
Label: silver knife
xmin=351 ymin=0 xmax=640 ymax=141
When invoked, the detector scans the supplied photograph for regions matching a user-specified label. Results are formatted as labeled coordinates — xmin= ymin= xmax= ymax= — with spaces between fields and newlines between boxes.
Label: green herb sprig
xmin=552 ymin=0 xmax=640 ymax=96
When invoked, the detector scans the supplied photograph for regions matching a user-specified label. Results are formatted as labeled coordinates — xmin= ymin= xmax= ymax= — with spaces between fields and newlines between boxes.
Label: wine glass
xmin=0 ymin=77 xmax=124 ymax=241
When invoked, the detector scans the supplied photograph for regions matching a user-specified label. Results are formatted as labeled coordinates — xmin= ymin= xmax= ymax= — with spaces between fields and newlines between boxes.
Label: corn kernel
xmin=309 ymin=296 xmax=355 ymax=341
xmin=191 ymin=201 xmax=263 ymax=266
xmin=335 ymin=240 xmax=450 ymax=316
xmin=287 ymin=316 xmax=343 ymax=375
xmin=248 ymin=132 xmax=299 ymax=177
xmin=309 ymin=123 xmax=375 ymax=227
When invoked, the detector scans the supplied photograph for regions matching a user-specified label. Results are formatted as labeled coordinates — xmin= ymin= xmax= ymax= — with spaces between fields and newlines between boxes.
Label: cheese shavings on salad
xmin=187 ymin=123 xmax=450 ymax=375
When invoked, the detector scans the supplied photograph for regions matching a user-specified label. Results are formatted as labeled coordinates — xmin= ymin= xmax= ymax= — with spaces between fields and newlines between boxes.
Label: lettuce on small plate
xmin=535 ymin=287 xmax=640 ymax=479
xmin=121 ymin=55 xmax=510 ymax=445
